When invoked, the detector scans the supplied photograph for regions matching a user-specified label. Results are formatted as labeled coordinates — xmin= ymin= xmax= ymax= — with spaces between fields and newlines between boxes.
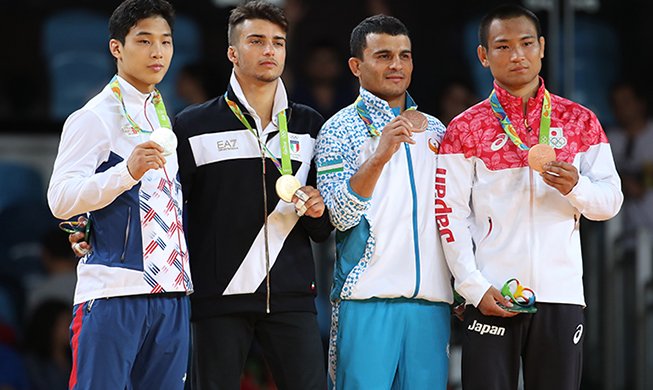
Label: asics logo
xmin=491 ymin=134 xmax=509 ymax=151
xmin=573 ymin=324 xmax=583 ymax=344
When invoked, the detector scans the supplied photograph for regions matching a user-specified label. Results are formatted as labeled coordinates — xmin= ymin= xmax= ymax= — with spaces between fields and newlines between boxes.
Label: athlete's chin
xmin=256 ymin=71 xmax=283 ymax=83
xmin=502 ymin=73 xmax=538 ymax=87
xmin=144 ymin=74 xmax=167 ymax=87
xmin=380 ymin=85 xmax=409 ymax=100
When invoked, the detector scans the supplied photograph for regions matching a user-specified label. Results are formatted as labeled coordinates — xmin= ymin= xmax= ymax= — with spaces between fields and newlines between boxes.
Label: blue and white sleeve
xmin=315 ymin=117 xmax=371 ymax=232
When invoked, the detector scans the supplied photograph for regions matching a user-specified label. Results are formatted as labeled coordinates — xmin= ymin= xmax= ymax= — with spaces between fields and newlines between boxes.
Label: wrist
xmin=121 ymin=161 xmax=140 ymax=185
xmin=368 ymin=151 xmax=390 ymax=167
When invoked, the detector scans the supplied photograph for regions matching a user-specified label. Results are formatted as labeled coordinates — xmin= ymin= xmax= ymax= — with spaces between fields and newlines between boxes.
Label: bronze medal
xmin=401 ymin=110 xmax=428 ymax=133
xmin=528 ymin=144 xmax=556 ymax=173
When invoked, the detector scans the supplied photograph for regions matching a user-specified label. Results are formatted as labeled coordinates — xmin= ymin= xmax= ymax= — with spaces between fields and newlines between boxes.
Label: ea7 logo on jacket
xmin=435 ymin=168 xmax=455 ymax=243
xmin=468 ymin=319 xmax=506 ymax=336
xmin=217 ymin=139 xmax=238 ymax=151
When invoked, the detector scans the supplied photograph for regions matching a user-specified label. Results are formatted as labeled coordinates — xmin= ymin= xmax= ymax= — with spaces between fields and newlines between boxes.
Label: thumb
xmin=497 ymin=292 xmax=513 ymax=307
xmin=490 ymin=286 xmax=512 ymax=307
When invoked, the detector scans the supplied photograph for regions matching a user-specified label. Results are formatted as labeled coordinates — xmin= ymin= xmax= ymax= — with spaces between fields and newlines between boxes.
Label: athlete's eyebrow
xmin=372 ymin=49 xmax=411 ymax=55
xmin=134 ymin=31 xmax=172 ymax=37
xmin=246 ymin=33 xmax=287 ymax=42
xmin=493 ymin=33 xmax=536 ymax=43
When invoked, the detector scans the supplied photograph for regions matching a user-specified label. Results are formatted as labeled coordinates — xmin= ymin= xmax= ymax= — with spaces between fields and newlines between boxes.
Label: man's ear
xmin=110 ymin=39 xmax=122 ymax=61
xmin=348 ymin=57 xmax=362 ymax=77
xmin=477 ymin=45 xmax=490 ymax=68
xmin=539 ymin=36 xmax=545 ymax=59
xmin=227 ymin=46 xmax=238 ymax=66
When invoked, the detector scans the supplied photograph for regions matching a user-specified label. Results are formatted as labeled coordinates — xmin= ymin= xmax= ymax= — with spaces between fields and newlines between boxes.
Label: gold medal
xmin=276 ymin=174 xmax=301 ymax=203
xmin=401 ymin=110 xmax=428 ymax=133
xmin=528 ymin=143 xmax=556 ymax=172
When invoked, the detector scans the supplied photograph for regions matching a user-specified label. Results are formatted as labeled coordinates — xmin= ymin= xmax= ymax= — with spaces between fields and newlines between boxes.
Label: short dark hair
xmin=478 ymin=4 xmax=541 ymax=49
xmin=350 ymin=14 xmax=410 ymax=59
xmin=228 ymin=1 xmax=289 ymax=46
xmin=109 ymin=0 xmax=175 ymax=45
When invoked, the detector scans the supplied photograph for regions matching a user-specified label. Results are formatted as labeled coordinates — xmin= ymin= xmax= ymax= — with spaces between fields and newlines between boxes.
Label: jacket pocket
xmin=570 ymin=213 xmax=580 ymax=241
xmin=478 ymin=216 xmax=493 ymax=247
xmin=121 ymin=206 xmax=131 ymax=263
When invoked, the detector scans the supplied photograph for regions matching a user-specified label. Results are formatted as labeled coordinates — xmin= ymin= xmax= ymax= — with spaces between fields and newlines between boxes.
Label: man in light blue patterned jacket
xmin=315 ymin=14 xmax=452 ymax=390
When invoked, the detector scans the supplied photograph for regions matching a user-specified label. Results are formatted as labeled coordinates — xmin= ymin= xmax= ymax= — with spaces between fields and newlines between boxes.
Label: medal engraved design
xmin=276 ymin=174 xmax=301 ymax=203
xmin=401 ymin=110 xmax=428 ymax=133
xmin=150 ymin=128 xmax=178 ymax=156
xmin=528 ymin=144 xmax=556 ymax=173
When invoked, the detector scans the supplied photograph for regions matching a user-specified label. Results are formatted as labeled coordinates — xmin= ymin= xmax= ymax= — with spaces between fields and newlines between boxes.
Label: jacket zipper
xmin=525 ymin=116 xmax=535 ymax=285
xmin=121 ymin=207 xmax=131 ymax=262
xmin=404 ymin=143 xmax=421 ymax=298
xmin=257 ymin=119 xmax=271 ymax=314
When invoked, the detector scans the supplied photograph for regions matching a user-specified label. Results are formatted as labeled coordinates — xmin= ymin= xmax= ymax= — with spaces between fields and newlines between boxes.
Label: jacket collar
xmin=228 ymin=70 xmax=289 ymax=127
xmin=358 ymin=86 xmax=418 ymax=117
xmin=492 ymin=76 xmax=546 ymax=119
xmin=114 ymin=75 xmax=156 ymax=109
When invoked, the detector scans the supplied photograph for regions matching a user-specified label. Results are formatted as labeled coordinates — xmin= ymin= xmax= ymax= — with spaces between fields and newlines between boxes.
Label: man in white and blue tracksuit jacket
xmin=47 ymin=1 xmax=192 ymax=388
xmin=315 ymin=15 xmax=452 ymax=390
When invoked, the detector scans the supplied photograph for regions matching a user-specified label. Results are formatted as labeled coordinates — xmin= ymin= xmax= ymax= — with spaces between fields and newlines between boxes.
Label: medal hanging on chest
xmin=110 ymin=76 xmax=177 ymax=156
xmin=489 ymin=89 xmax=556 ymax=172
xmin=224 ymin=93 xmax=299 ymax=202
xmin=354 ymin=95 xmax=427 ymax=136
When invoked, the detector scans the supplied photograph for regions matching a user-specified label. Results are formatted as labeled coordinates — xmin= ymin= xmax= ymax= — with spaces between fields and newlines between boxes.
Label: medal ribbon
xmin=109 ymin=75 xmax=170 ymax=133
xmin=224 ymin=93 xmax=292 ymax=175
xmin=354 ymin=95 xmax=417 ymax=137
xmin=489 ymin=88 xmax=551 ymax=150
xmin=354 ymin=96 xmax=380 ymax=137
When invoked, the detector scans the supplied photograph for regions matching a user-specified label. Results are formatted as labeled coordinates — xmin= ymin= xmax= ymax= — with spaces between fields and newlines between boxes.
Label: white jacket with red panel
xmin=437 ymin=79 xmax=623 ymax=307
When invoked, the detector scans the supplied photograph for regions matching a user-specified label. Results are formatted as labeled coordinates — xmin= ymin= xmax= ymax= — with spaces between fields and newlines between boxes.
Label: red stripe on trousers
xmin=69 ymin=303 xmax=85 ymax=389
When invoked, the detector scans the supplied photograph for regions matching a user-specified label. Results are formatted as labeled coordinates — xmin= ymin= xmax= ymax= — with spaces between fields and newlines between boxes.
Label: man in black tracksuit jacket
xmin=172 ymin=2 xmax=333 ymax=389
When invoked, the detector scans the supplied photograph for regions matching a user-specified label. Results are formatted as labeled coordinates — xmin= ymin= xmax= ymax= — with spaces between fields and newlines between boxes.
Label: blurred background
xmin=1 ymin=0 xmax=652 ymax=389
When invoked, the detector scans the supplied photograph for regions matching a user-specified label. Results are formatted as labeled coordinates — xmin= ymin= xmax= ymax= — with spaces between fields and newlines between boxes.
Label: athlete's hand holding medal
xmin=528 ymin=143 xmax=579 ymax=195
xmin=64 ymin=80 xmax=180 ymax=257
xmin=489 ymin=88 xmax=579 ymax=194
xmin=367 ymin=114 xmax=419 ymax=167
xmin=539 ymin=159 xmax=579 ymax=195
xmin=125 ymin=140 xmax=166 ymax=180
xmin=276 ymin=179 xmax=325 ymax=218
xmin=223 ymin=94 xmax=325 ymax=218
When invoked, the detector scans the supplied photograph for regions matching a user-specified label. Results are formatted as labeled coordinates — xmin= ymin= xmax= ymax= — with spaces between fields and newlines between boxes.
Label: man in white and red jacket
xmin=437 ymin=4 xmax=622 ymax=390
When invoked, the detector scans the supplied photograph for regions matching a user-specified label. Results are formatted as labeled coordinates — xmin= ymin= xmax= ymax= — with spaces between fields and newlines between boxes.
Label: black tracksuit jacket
xmin=173 ymin=85 xmax=333 ymax=320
